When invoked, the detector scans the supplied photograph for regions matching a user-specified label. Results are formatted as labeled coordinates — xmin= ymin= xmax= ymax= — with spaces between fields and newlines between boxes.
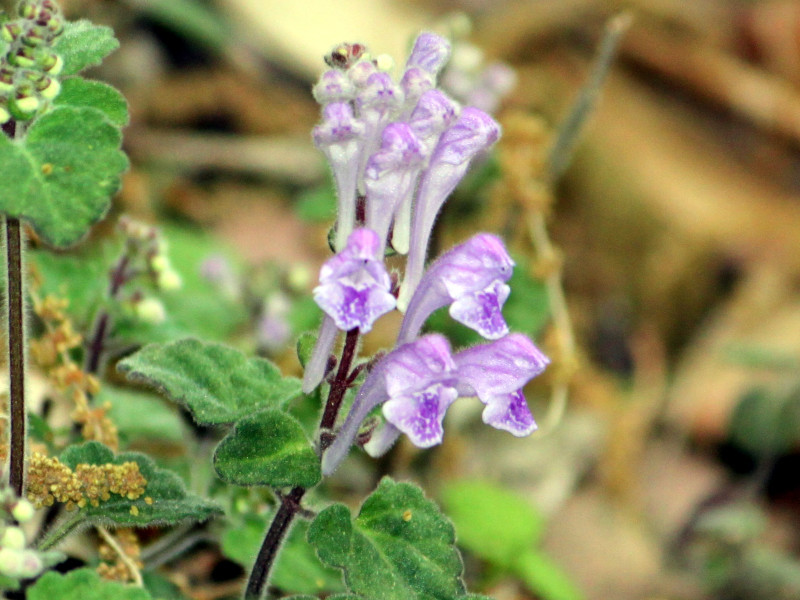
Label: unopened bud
xmin=17 ymin=550 xmax=42 ymax=579
xmin=22 ymin=26 xmax=46 ymax=47
xmin=135 ymin=297 xmax=166 ymax=324
xmin=150 ymin=254 xmax=169 ymax=272
xmin=37 ymin=51 xmax=62 ymax=75
xmin=18 ymin=1 xmax=38 ymax=19
xmin=0 ymin=104 xmax=11 ymax=125
xmin=1 ymin=527 xmax=25 ymax=551
xmin=157 ymin=269 xmax=182 ymax=291
xmin=11 ymin=499 xmax=35 ymax=524
xmin=9 ymin=47 xmax=35 ymax=68
xmin=38 ymin=76 xmax=60 ymax=100
xmin=9 ymin=94 xmax=40 ymax=120
xmin=0 ymin=547 xmax=23 ymax=577
xmin=373 ymin=53 xmax=394 ymax=72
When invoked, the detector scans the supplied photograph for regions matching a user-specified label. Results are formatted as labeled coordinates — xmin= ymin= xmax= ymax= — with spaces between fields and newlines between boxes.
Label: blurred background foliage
xmin=8 ymin=0 xmax=800 ymax=598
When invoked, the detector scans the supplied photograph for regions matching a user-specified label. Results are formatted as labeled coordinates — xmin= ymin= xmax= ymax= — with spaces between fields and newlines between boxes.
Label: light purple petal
xmin=434 ymin=107 xmax=501 ymax=166
xmin=408 ymin=90 xmax=460 ymax=154
xmin=406 ymin=32 xmax=451 ymax=75
xmin=356 ymin=72 xmax=404 ymax=117
xmin=449 ymin=280 xmax=510 ymax=340
xmin=382 ymin=334 xmax=457 ymax=398
xmin=348 ymin=60 xmax=377 ymax=87
xmin=313 ymin=228 xmax=396 ymax=332
xmin=383 ymin=383 xmax=458 ymax=448
xmin=481 ymin=390 xmax=537 ymax=436
xmin=312 ymin=69 xmax=356 ymax=104
xmin=398 ymin=233 xmax=514 ymax=344
xmin=454 ymin=333 xmax=549 ymax=400
xmin=399 ymin=67 xmax=434 ymax=118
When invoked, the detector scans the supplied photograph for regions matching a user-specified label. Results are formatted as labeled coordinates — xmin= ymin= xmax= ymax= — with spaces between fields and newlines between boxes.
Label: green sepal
xmin=53 ymin=20 xmax=119 ymax=76
xmin=28 ymin=568 xmax=152 ymax=600
xmin=0 ymin=106 xmax=127 ymax=247
xmin=60 ymin=441 xmax=222 ymax=527
xmin=308 ymin=477 xmax=466 ymax=600
xmin=54 ymin=77 xmax=129 ymax=126
xmin=117 ymin=338 xmax=302 ymax=425
xmin=213 ymin=409 xmax=320 ymax=488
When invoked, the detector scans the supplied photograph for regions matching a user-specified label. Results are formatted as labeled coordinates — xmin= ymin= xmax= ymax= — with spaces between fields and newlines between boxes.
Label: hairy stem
xmin=6 ymin=216 xmax=26 ymax=497
xmin=36 ymin=511 xmax=84 ymax=551
xmin=243 ymin=486 xmax=305 ymax=600
xmin=244 ymin=328 xmax=360 ymax=599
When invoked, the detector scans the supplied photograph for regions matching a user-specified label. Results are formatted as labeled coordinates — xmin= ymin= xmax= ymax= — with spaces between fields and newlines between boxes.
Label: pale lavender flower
xmin=453 ymin=333 xmax=549 ymax=436
xmin=313 ymin=228 xmax=396 ymax=333
xmin=391 ymin=90 xmax=461 ymax=254
xmin=398 ymin=107 xmax=501 ymax=308
xmin=397 ymin=233 xmax=514 ymax=345
xmin=313 ymin=102 xmax=365 ymax=250
xmin=398 ymin=67 xmax=434 ymax=119
xmin=321 ymin=334 xmax=458 ymax=474
xmin=347 ymin=59 xmax=378 ymax=88
xmin=312 ymin=69 xmax=356 ymax=105
xmin=406 ymin=32 xmax=451 ymax=76
xmin=364 ymin=123 xmax=425 ymax=253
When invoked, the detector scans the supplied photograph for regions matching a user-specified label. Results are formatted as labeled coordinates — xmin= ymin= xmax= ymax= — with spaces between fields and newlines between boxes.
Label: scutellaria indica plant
xmin=1 ymin=3 xmax=551 ymax=597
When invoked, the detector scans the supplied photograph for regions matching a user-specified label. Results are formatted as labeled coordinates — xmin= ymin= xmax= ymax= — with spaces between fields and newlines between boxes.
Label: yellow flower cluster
xmin=26 ymin=452 xmax=147 ymax=511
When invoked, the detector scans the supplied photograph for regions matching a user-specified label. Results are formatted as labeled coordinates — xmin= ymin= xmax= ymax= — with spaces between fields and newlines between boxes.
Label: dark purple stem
xmin=243 ymin=328 xmax=360 ymax=599
xmin=84 ymin=254 xmax=130 ymax=375
xmin=6 ymin=217 xmax=26 ymax=497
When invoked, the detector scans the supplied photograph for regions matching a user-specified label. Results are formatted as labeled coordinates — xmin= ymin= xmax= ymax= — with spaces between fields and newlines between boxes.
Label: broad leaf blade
xmin=28 ymin=568 xmax=151 ymax=600
xmin=308 ymin=477 xmax=466 ymax=600
xmin=61 ymin=441 xmax=221 ymax=527
xmin=54 ymin=20 xmax=119 ymax=76
xmin=0 ymin=107 xmax=128 ymax=247
xmin=213 ymin=409 xmax=320 ymax=488
xmin=117 ymin=338 xmax=302 ymax=425
xmin=55 ymin=78 xmax=129 ymax=127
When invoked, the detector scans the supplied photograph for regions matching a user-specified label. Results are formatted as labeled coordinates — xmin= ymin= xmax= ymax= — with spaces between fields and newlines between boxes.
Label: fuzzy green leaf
xmin=100 ymin=385 xmax=186 ymax=444
xmin=308 ymin=478 xmax=466 ymax=600
xmin=60 ymin=441 xmax=221 ymax=527
xmin=512 ymin=551 xmax=584 ymax=600
xmin=0 ymin=107 xmax=127 ymax=247
xmin=28 ymin=568 xmax=151 ymax=600
xmin=55 ymin=78 xmax=129 ymax=127
xmin=54 ymin=20 xmax=119 ymax=76
xmin=441 ymin=480 xmax=545 ymax=568
xmin=117 ymin=338 xmax=301 ymax=425
xmin=213 ymin=409 xmax=320 ymax=487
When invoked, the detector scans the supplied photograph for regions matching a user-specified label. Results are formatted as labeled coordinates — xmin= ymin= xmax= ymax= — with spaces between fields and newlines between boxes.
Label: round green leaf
xmin=28 ymin=568 xmax=151 ymax=600
xmin=54 ymin=20 xmax=120 ymax=76
xmin=55 ymin=77 xmax=129 ymax=127
xmin=213 ymin=409 xmax=321 ymax=488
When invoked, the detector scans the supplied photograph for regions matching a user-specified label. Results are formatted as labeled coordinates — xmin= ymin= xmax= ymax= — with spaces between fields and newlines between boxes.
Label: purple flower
xmin=406 ymin=32 xmax=451 ymax=76
xmin=399 ymin=107 xmax=501 ymax=308
xmin=321 ymin=334 xmax=458 ymax=474
xmin=398 ymin=67 xmax=434 ymax=119
xmin=364 ymin=123 xmax=425 ymax=252
xmin=453 ymin=334 xmax=549 ymax=436
xmin=313 ymin=228 xmax=396 ymax=333
xmin=397 ymin=233 xmax=514 ymax=345
xmin=312 ymin=69 xmax=356 ymax=105
xmin=312 ymin=103 xmax=365 ymax=250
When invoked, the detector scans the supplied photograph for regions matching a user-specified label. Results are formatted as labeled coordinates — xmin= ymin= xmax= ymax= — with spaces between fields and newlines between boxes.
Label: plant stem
xmin=84 ymin=253 xmax=130 ymax=374
xmin=5 ymin=216 xmax=26 ymax=497
xmin=36 ymin=511 xmax=84 ymax=551
xmin=244 ymin=486 xmax=305 ymax=600
xmin=320 ymin=328 xmax=359 ymax=432
xmin=244 ymin=328 xmax=360 ymax=599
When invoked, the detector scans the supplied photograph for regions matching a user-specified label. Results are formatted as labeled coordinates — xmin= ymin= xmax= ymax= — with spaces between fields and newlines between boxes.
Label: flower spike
xmin=397 ymin=233 xmax=514 ymax=345
xmin=313 ymin=228 xmax=396 ymax=334
xmin=399 ymin=107 xmax=501 ymax=308
xmin=312 ymin=69 xmax=356 ymax=105
xmin=453 ymin=334 xmax=549 ymax=436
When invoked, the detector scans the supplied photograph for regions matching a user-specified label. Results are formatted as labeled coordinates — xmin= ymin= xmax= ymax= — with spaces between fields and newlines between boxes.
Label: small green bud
xmin=135 ymin=298 xmax=167 ymax=324
xmin=0 ymin=104 xmax=11 ymax=125
xmin=0 ymin=547 xmax=23 ymax=577
xmin=150 ymin=254 xmax=169 ymax=272
xmin=18 ymin=1 xmax=38 ymax=20
xmin=37 ymin=51 xmax=62 ymax=75
xmin=0 ymin=68 xmax=15 ymax=93
xmin=10 ymin=499 xmax=34 ymax=523
xmin=9 ymin=94 xmax=40 ymax=120
xmin=9 ymin=47 xmax=35 ymax=68
xmin=158 ymin=269 xmax=182 ymax=291
xmin=21 ymin=26 xmax=46 ymax=47
xmin=1 ymin=22 xmax=22 ymax=42
xmin=37 ymin=75 xmax=59 ymax=99
xmin=44 ymin=16 xmax=62 ymax=36
xmin=1 ymin=526 xmax=26 ymax=551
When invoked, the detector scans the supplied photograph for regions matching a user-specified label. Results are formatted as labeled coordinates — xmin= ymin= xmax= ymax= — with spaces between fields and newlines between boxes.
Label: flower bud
xmin=19 ymin=1 xmax=38 ymax=19
xmin=312 ymin=69 xmax=355 ymax=105
xmin=0 ymin=547 xmax=23 ymax=577
xmin=157 ymin=268 xmax=182 ymax=291
xmin=17 ymin=550 xmax=42 ymax=579
xmin=10 ymin=499 xmax=35 ymax=524
xmin=134 ymin=297 xmax=166 ymax=325
xmin=38 ymin=76 xmax=60 ymax=100
xmin=1 ymin=22 xmax=23 ymax=42
xmin=1 ymin=526 xmax=26 ymax=550
xmin=9 ymin=93 xmax=40 ymax=121
xmin=405 ymin=32 xmax=451 ymax=76
xmin=37 ymin=50 xmax=62 ymax=75
xmin=22 ymin=26 xmax=46 ymax=47
xmin=9 ymin=46 xmax=36 ymax=68
xmin=0 ymin=103 xmax=12 ymax=125
xmin=0 ymin=68 xmax=15 ymax=93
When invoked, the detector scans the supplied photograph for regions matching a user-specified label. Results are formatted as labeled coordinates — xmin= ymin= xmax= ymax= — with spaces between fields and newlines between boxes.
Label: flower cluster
xmin=305 ymin=32 xmax=548 ymax=473
xmin=0 ymin=0 xmax=65 ymax=123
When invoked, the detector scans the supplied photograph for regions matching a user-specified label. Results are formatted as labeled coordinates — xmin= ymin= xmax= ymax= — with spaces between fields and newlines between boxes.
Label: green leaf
xmin=54 ymin=20 xmax=120 ymax=76
xmin=441 ymin=480 xmax=544 ymax=568
xmin=297 ymin=331 xmax=317 ymax=368
xmin=511 ymin=551 xmax=584 ymax=600
xmin=60 ymin=441 xmax=222 ymax=527
xmin=222 ymin=515 xmax=344 ymax=595
xmin=729 ymin=387 xmax=800 ymax=457
xmin=0 ymin=575 xmax=21 ymax=592
xmin=54 ymin=78 xmax=129 ymax=127
xmin=117 ymin=338 xmax=301 ymax=425
xmin=100 ymin=385 xmax=186 ymax=444
xmin=28 ymin=568 xmax=151 ymax=600
xmin=213 ymin=409 xmax=320 ymax=487
xmin=308 ymin=477 xmax=466 ymax=600
xmin=0 ymin=107 xmax=127 ymax=247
